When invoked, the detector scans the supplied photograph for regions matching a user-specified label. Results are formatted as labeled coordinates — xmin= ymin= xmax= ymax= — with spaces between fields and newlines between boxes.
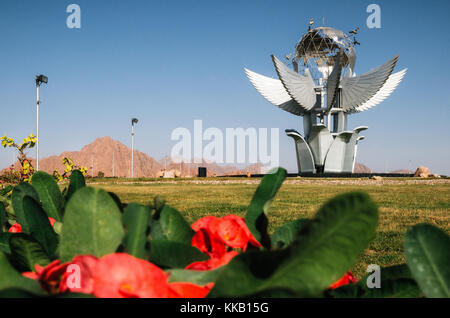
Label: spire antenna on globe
xmin=244 ymin=22 xmax=406 ymax=174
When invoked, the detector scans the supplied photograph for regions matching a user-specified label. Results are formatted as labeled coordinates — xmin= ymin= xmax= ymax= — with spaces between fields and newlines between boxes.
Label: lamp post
xmin=35 ymin=74 xmax=48 ymax=171
xmin=131 ymin=118 xmax=138 ymax=178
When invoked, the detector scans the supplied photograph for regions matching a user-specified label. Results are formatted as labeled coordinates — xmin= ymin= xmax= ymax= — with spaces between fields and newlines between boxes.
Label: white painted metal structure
xmin=35 ymin=75 xmax=48 ymax=171
xmin=245 ymin=26 xmax=406 ymax=173
xmin=131 ymin=118 xmax=138 ymax=178
xmin=36 ymin=84 xmax=40 ymax=171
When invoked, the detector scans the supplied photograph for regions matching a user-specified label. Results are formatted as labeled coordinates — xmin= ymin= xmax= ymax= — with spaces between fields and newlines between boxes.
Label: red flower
xmin=168 ymin=282 xmax=214 ymax=298
xmin=48 ymin=217 xmax=56 ymax=227
xmin=8 ymin=223 xmax=22 ymax=233
xmin=188 ymin=215 xmax=261 ymax=271
xmin=216 ymin=215 xmax=261 ymax=251
xmin=22 ymin=271 xmax=38 ymax=280
xmin=191 ymin=228 xmax=226 ymax=258
xmin=24 ymin=253 xmax=213 ymax=298
xmin=329 ymin=271 xmax=358 ymax=289
xmin=59 ymin=255 xmax=98 ymax=294
xmin=186 ymin=251 xmax=238 ymax=271
xmin=22 ymin=260 xmax=70 ymax=294
xmin=8 ymin=217 xmax=56 ymax=233
xmin=89 ymin=253 xmax=171 ymax=298
xmin=191 ymin=216 xmax=218 ymax=232
xmin=191 ymin=215 xmax=261 ymax=253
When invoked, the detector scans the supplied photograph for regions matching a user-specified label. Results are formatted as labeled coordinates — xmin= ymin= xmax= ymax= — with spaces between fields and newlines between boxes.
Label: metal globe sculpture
xmin=294 ymin=27 xmax=356 ymax=83
xmin=245 ymin=25 xmax=406 ymax=174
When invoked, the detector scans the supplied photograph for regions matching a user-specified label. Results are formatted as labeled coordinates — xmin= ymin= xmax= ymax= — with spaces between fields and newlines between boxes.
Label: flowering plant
xmin=1 ymin=134 xmax=37 ymax=183
xmin=0 ymin=168 xmax=448 ymax=298
xmin=52 ymin=157 xmax=88 ymax=182
xmin=0 ymin=134 xmax=87 ymax=185
xmin=0 ymin=166 xmax=21 ymax=185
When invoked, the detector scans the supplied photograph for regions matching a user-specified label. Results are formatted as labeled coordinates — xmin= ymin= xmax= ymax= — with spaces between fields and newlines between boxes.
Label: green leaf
xmin=150 ymin=205 xmax=194 ymax=243
xmin=0 ymin=288 xmax=40 ymax=298
xmin=405 ymin=223 xmax=450 ymax=298
xmin=153 ymin=196 xmax=166 ymax=213
xmin=60 ymin=187 xmax=124 ymax=262
xmin=362 ymin=279 xmax=421 ymax=298
xmin=375 ymin=263 xmax=415 ymax=281
xmin=0 ymin=233 xmax=12 ymax=254
xmin=0 ymin=251 xmax=43 ymax=295
xmin=208 ymin=248 xmax=292 ymax=297
xmin=209 ymin=192 xmax=378 ymax=297
xmin=0 ymin=202 xmax=5 ymax=232
xmin=53 ymin=221 xmax=63 ymax=235
xmin=327 ymin=282 xmax=363 ymax=298
xmin=245 ymin=167 xmax=287 ymax=248
xmin=9 ymin=234 xmax=51 ymax=272
xmin=0 ymin=185 xmax=13 ymax=196
xmin=370 ymin=263 xmax=415 ymax=285
xmin=0 ymin=196 xmax=11 ymax=216
xmin=61 ymin=187 xmax=68 ymax=199
xmin=11 ymin=183 xmax=39 ymax=233
xmin=271 ymin=218 xmax=308 ymax=249
xmin=272 ymin=192 xmax=378 ymax=296
xmin=65 ymin=170 xmax=86 ymax=202
xmin=122 ymin=203 xmax=150 ymax=259
xmin=31 ymin=171 xmax=63 ymax=221
xmin=330 ymin=264 xmax=420 ymax=298
xmin=168 ymin=268 xmax=222 ymax=285
xmin=149 ymin=240 xmax=208 ymax=268
xmin=108 ymin=192 xmax=125 ymax=212
xmin=22 ymin=196 xmax=58 ymax=258
xmin=245 ymin=288 xmax=298 ymax=298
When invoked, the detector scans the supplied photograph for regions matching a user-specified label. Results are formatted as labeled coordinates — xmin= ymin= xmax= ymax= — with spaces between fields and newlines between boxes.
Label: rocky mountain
xmin=20 ymin=136 xmax=162 ymax=178
xmin=353 ymin=163 xmax=371 ymax=173
xmin=390 ymin=169 xmax=413 ymax=174
xmin=10 ymin=137 xmax=260 ymax=178
xmin=159 ymin=156 xmax=247 ymax=177
xmin=6 ymin=137 xmax=373 ymax=177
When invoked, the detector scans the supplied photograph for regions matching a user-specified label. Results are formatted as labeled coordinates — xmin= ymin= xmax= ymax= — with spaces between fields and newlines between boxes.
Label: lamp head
xmin=131 ymin=118 xmax=138 ymax=125
xmin=36 ymin=74 xmax=48 ymax=86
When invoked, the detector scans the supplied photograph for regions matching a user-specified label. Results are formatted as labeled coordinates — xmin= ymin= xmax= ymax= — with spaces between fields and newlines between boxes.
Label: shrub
xmin=0 ymin=166 xmax=21 ymax=184
xmin=53 ymin=157 xmax=88 ymax=181
xmin=0 ymin=134 xmax=87 ymax=185
xmin=1 ymin=134 xmax=37 ymax=183
xmin=0 ymin=168 xmax=448 ymax=298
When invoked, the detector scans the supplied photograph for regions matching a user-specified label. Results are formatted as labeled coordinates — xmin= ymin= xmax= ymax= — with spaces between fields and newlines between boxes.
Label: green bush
xmin=0 ymin=168 xmax=448 ymax=298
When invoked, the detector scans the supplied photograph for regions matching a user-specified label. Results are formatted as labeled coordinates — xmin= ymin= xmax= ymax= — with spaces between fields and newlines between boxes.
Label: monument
xmin=245 ymin=25 xmax=406 ymax=174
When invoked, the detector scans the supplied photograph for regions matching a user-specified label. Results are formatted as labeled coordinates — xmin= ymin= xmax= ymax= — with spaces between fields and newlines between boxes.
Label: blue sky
xmin=0 ymin=0 xmax=449 ymax=174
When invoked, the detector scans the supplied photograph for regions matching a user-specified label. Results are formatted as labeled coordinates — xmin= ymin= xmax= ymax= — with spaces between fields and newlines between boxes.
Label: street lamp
xmin=131 ymin=118 xmax=138 ymax=178
xmin=35 ymin=74 xmax=48 ymax=171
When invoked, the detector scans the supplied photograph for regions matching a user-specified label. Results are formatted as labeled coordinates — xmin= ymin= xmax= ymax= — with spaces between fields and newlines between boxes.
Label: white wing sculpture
xmin=350 ymin=68 xmax=407 ymax=113
xmin=271 ymin=55 xmax=317 ymax=110
xmin=244 ymin=68 xmax=306 ymax=116
xmin=340 ymin=55 xmax=399 ymax=111
xmin=244 ymin=27 xmax=406 ymax=175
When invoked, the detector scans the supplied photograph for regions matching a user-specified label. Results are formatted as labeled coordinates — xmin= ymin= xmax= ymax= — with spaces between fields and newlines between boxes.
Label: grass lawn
xmin=90 ymin=177 xmax=450 ymax=278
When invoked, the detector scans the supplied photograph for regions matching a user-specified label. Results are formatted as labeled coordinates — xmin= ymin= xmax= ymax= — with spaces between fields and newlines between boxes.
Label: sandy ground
xmin=87 ymin=177 xmax=450 ymax=186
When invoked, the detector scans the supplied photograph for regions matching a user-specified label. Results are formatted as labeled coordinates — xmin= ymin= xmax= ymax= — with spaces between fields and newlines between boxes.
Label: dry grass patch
xmin=91 ymin=178 xmax=450 ymax=278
